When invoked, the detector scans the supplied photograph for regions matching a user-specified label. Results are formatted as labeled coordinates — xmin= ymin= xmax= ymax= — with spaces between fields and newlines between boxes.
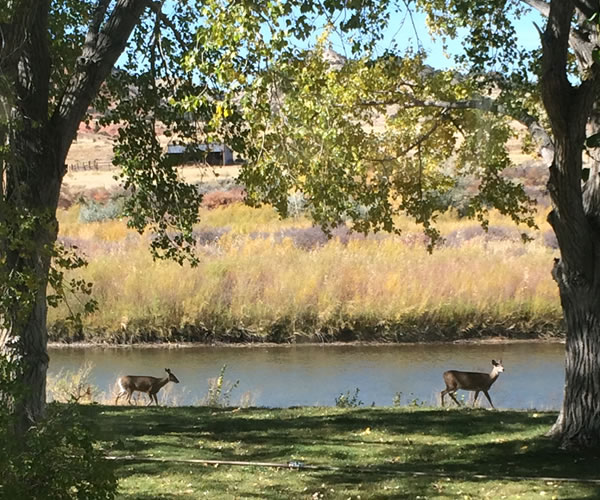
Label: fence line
xmin=67 ymin=159 xmax=114 ymax=172
xmin=66 ymin=158 xmax=239 ymax=172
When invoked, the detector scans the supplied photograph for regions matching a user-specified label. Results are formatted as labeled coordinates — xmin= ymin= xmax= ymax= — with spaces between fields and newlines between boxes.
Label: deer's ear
xmin=165 ymin=368 xmax=169 ymax=373
xmin=492 ymin=360 xmax=497 ymax=365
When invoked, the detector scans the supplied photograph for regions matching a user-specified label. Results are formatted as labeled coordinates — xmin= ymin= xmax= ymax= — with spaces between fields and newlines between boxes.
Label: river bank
xmin=47 ymin=337 xmax=566 ymax=349
xmin=48 ymin=316 xmax=564 ymax=345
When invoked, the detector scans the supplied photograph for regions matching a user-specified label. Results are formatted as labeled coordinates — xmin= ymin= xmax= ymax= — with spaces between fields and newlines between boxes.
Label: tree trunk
xmin=540 ymin=0 xmax=600 ymax=449
xmin=546 ymin=261 xmax=600 ymax=448
xmin=548 ymin=127 xmax=600 ymax=448
xmin=0 ymin=121 xmax=62 ymax=430
xmin=1 ymin=249 xmax=53 ymax=433
xmin=1 ymin=0 xmax=148 ymax=432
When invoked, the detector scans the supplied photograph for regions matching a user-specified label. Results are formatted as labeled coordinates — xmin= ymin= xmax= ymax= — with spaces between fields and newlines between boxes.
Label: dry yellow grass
xmin=50 ymin=204 xmax=561 ymax=342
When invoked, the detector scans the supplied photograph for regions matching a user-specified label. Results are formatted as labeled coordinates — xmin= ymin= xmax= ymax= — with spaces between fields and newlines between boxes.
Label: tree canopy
xmin=186 ymin=0 xmax=542 ymax=248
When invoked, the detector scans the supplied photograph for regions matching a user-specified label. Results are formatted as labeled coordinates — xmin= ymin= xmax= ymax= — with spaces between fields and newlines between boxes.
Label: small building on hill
xmin=166 ymin=143 xmax=234 ymax=166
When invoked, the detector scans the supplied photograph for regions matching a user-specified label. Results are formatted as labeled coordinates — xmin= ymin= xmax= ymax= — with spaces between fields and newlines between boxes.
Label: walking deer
xmin=115 ymin=368 xmax=180 ymax=406
xmin=441 ymin=360 xmax=504 ymax=409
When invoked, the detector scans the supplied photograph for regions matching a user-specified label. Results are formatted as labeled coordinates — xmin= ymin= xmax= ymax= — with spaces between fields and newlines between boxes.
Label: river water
xmin=47 ymin=342 xmax=565 ymax=410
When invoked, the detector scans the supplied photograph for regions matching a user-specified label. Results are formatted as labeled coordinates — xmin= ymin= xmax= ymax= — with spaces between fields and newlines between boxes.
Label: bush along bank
xmin=48 ymin=313 xmax=565 ymax=345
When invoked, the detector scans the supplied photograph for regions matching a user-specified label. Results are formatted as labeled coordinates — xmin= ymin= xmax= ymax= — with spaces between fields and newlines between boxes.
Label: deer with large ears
xmin=441 ymin=360 xmax=504 ymax=409
xmin=115 ymin=368 xmax=180 ymax=406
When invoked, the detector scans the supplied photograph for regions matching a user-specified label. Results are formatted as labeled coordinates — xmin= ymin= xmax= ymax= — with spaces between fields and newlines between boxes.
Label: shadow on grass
xmin=81 ymin=405 xmax=600 ymax=498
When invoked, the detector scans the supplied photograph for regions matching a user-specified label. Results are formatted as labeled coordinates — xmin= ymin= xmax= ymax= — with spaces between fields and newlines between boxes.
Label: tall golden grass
xmin=50 ymin=204 xmax=562 ymax=342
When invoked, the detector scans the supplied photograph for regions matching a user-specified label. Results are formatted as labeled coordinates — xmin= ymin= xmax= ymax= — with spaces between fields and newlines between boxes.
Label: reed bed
xmin=50 ymin=204 xmax=562 ymax=343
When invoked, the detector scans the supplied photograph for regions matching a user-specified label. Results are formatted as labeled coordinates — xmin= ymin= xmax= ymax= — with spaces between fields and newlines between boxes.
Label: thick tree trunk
xmin=540 ymin=0 xmax=600 ymax=449
xmin=545 ymin=149 xmax=600 ymax=448
xmin=549 ymin=140 xmax=600 ymax=448
xmin=1 ymin=243 xmax=54 ymax=432
xmin=547 ymin=263 xmax=600 ymax=448
xmin=0 ymin=120 xmax=62 ymax=429
xmin=1 ymin=0 xmax=148 ymax=432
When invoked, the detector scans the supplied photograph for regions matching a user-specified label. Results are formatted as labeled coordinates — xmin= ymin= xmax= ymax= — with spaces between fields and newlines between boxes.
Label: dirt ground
xmin=62 ymin=165 xmax=241 ymax=191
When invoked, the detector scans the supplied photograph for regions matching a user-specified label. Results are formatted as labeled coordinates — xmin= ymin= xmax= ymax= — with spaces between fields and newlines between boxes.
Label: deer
xmin=441 ymin=359 xmax=504 ymax=409
xmin=115 ymin=368 xmax=180 ymax=406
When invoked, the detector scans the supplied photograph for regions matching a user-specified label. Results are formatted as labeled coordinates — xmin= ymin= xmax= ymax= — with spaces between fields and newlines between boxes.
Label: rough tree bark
xmin=0 ymin=0 xmax=149 ymax=431
xmin=542 ymin=0 xmax=600 ymax=448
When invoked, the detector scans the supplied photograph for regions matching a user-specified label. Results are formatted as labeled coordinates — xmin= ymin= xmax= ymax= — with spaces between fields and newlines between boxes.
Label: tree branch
xmin=541 ymin=1 xmax=574 ymax=136
xmin=397 ymin=108 xmax=449 ymax=157
xmin=147 ymin=1 xmax=188 ymax=49
xmin=2 ymin=1 xmax=51 ymax=122
xmin=522 ymin=0 xmax=597 ymax=73
xmin=574 ymin=0 xmax=597 ymax=19
xmin=520 ymin=0 xmax=550 ymax=17
xmin=358 ymin=93 xmax=555 ymax=164
xmin=84 ymin=0 xmax=112 ymax=55
xmin=50 ymin=0 xmax=150 ymax=171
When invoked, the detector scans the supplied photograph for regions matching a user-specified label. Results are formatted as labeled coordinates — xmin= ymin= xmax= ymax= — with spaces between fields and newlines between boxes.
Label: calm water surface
xmin=47 ymin=342 xmax=565 ymax=409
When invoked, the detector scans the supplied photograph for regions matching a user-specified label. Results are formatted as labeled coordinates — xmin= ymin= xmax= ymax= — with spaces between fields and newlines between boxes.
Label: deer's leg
xmin=126 ymin=391 xmax=134 ymax=405
xmin=448 ymin=391 xmax=461 ymax=406
xmin=441 ymin=389 xmax=448 ymax=406
xmin=115 ymin=391 xmax=124 ymax=405
xmin=473 ymin=391 xmax=480 ymax=407
xmin=483 ymin=390 xmax=495 ymax=409
xmin=146 ymin=392 xmax=154 ymax=406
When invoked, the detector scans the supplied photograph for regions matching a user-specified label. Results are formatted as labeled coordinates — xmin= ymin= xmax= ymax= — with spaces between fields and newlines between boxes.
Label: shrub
xmin=200 ymin=365 xmax=239 ymax=407
xmin=335 ymin=388 xmax=364 ymax=408
xmin=195 ymin=178 xmax=242 ymax=196
xmin=543 ymin=230 xmax=559 ymax=249
xmin=47 ymin=362 xmax=98 ymax=403
xmin=443 ymin=225 xmax=521 ymax=247
xmin=275 ymin=227 xmax=329 ymax=250
xmin=0 ymin=357 xmax=117 ymax=500
xmin=79 ymin=198 xmax=124 ymax=223
xmin=58 ymin=185 xmax=77 ymax=209
xmin=0 ymin=403 xmax=117 ymax=500
xmin=393 ymin=392 xmax=426 ymax=407
xmin=201 ymin=188 xmax=245 ymax=209
xmin=193 ymin=227 xmax=230 ymax=246
xmin=87 ymin=187 xmax=112 ymax=203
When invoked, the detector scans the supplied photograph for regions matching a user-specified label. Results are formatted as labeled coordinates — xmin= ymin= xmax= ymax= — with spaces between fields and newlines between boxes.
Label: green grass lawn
xmin=83 ymin=405 xmax=600 ymax=499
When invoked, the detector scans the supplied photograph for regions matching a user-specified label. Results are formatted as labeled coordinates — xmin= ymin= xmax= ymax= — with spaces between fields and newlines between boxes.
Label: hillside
xmin=63 ymin=120 xmax=241 ymax=207
xmin=64 ymin=118 xmax=549 ymax=207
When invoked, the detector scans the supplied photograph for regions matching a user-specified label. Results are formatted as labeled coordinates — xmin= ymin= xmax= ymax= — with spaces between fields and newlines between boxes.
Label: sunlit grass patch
xmin=198 ymin=204 xmax=312 ymax=234
xmin=82 ymin=405 xmax=600 ymax=499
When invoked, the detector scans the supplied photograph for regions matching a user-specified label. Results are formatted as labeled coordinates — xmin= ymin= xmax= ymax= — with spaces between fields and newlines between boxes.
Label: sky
xmin=327 ymin=6 xmax=545 ymax=70
xmin=121 ymin=2 xmax=546 ymax=74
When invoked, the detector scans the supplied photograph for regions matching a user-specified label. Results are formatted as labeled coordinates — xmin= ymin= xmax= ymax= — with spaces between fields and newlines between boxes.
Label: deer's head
xmin=492 ymin=359 xmax=504 ymax=373
xmin=165 ymin=368 xmax=180 ymax=383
